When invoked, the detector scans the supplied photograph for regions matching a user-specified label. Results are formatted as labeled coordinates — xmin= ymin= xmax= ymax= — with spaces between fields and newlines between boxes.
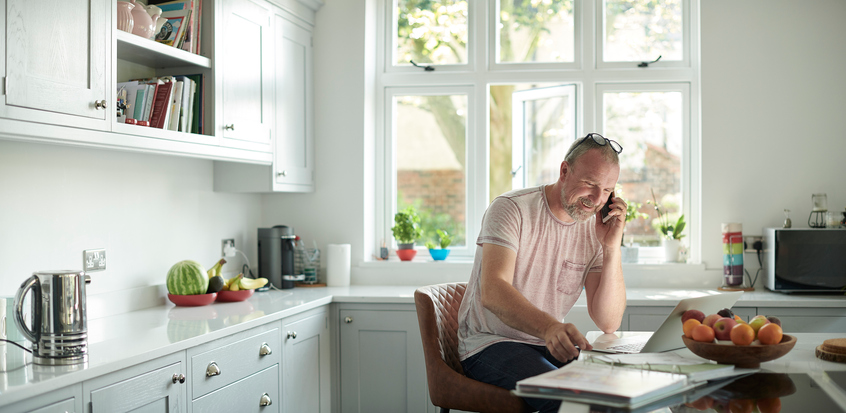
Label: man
xmin=457 ymin=133 xmax=628 ymax=413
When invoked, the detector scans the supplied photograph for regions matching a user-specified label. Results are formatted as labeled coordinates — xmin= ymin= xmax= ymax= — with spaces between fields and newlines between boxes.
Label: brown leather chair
xmin=414 ymin=282 xmax=533 ymax=413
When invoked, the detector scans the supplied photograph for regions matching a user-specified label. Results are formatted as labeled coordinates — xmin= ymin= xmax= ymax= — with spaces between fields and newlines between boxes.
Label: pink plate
xmin=216 ymin=289 xmax=254 ymax=302
xmin=168 ymin=293 xmax=217 ymax=307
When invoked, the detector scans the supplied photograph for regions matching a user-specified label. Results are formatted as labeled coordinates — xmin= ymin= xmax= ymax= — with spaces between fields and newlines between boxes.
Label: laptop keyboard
xmin=606 ymin=341 xmax=646 ymax=353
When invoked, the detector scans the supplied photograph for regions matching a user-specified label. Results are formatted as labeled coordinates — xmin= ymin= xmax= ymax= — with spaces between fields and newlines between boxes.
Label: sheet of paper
xmin=581 ymin=351 xmax=707 ymax=366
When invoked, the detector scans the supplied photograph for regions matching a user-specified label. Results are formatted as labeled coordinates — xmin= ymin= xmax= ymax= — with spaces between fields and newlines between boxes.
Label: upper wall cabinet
xmin=0 ymin=0 xmax=110 ymax=130
xmin=218 ymin=0 xmax=274 ymax=152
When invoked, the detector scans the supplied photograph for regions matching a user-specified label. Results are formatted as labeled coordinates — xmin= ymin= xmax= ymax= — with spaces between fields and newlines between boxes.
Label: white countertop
xmin=1 ymin=286 xmax=845 ymax=407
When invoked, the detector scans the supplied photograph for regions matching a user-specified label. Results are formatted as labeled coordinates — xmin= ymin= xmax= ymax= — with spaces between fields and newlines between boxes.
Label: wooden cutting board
xmin=815 ymin=338 xmax=846 ymax=363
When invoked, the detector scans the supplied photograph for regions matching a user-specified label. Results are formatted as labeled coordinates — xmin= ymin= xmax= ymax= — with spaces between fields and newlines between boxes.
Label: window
xmin=377 ymin=0 xmax=700 ymax=262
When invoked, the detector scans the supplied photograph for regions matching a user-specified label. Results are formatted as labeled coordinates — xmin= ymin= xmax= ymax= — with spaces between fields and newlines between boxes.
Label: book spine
xmin=149 ymin=82 xmax=173 ymax=129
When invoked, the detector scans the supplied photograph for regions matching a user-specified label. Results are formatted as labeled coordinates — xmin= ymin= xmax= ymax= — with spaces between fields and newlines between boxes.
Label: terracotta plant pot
xmin=396 ymin=249 xmax=417 ymax=261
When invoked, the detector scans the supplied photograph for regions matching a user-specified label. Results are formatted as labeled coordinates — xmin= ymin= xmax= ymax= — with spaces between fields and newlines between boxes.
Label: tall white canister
xmin=326 ymin=244 xmax=351 ymax=287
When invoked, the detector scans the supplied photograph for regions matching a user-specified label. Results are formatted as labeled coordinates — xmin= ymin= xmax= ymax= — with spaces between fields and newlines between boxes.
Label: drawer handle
xmin=259 ymin=393 xmax=272 ymax=406
xmin=206 ymin=362 xmax=221 ymax=377
xmin=224 ymin=124 xmax=235 ymax=130
xmin=286 ymin=331 xmax=297 ymax=339
xmin=94 ymin=100 xmax=107 ymax=110
xmin=277 ymin=170 xmax=287 ymax=177
xmin=259 ymin=342 xmax=272 ymax=356
xmin=344 ymin=316 xmax=353 ymax=324
xmin=171 ymin=373 xmax=185 ymax=384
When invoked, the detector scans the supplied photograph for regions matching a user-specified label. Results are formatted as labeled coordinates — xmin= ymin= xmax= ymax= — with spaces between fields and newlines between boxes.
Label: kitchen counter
xmin=1 ymin=286 xmax=845 ymax=407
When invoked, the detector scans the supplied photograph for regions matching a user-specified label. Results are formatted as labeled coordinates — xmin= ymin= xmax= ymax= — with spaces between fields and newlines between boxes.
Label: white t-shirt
xmin=458 ymin=185 xmax=604 ymax=360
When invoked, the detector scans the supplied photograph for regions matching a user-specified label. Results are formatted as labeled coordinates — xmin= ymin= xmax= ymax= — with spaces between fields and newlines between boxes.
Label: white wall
xmin=0 ymin=140 xmax=261 ymax=302
xmin=700 ymin=0 xmax=846 ymax=271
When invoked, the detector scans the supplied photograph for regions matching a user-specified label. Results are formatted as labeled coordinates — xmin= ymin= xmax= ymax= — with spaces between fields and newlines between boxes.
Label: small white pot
xmin=662 ymin=239 xmax=681 ymax=263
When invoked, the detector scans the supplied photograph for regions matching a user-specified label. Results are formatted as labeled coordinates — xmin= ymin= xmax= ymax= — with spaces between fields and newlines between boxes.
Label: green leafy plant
xmin=648 ymin=188 xmax=686 ymax=240
xmin=426 ymin=230 xmax=453 ymax=249
xmin=391 ymin=207 xmax=423 ymax=245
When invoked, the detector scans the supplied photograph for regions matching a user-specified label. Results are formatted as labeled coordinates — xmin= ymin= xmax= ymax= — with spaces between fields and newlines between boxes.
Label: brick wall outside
xmin=398 ymin=169 xmax=466 ymax=226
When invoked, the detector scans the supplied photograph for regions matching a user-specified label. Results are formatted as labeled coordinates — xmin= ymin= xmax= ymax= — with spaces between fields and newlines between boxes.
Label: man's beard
xmin=560 ymin=189 xmax=597 ymax=223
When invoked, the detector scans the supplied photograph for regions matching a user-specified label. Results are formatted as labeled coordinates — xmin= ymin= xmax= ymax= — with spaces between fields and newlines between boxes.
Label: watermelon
xmin=166 ymin=260 xmax=209 ymax=295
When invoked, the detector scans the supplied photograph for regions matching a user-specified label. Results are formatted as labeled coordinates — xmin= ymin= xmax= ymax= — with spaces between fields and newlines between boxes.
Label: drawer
xmin=192 ymin=365 xmax=279 ymax=413
xmin=191 ymin=327 xmax=280 ymax=398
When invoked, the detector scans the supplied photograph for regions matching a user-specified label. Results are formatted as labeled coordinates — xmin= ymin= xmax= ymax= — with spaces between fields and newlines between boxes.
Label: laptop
xmin=587 ymin=291 xmax=744 ymax=354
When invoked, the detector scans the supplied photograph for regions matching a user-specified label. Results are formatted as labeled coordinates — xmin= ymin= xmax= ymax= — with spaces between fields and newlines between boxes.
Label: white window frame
xmin=490 ymin=0 xmax=582 ymax=71
xmin=374 ymin=0 xmax=700 ymax=263
xmin=596 ymin=0 xmax=691 ymax=69
xmin=595 ymin=82 xmax=700 ymax=263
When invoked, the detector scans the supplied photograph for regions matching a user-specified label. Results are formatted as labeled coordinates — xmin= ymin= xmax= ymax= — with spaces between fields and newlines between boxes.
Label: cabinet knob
xmin=277 ymin=170 xmax=287 ymax=177
xmin=259 ymin=342 xmax=272 ymax=356
xmin=259 ymin=393 xmax=273 ymax=406
xmin=172 ymin=373 xmax=185 ymax=384
xmin=94 ymin=100 xmax=107 ymax=110
xmin=224 ymin=124 xmax=235 ymax=130
xmin=344 ymin=316 xmax=353 ymax=324
xmin=286 ymin=331 xmax=297 ymax=339
xmin=206 ymin=361 xmax=221 ymax=377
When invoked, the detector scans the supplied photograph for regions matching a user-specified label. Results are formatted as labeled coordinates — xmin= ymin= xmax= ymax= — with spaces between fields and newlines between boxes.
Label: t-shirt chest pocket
xmin=557 ymin=260 xmax=587 ymax=295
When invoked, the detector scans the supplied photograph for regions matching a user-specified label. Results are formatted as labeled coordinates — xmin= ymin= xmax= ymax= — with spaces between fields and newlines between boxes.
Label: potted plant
xmin=425 ymin=229 xmax=453 ymax=261
xmin=392 ymin=207 xmax=422 ymax=261
xmin=648 ymin=189 xmax=686 ymax=263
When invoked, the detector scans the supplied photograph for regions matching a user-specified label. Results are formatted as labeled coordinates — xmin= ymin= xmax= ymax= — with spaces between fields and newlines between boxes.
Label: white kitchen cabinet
xmin=757 ymin=307 xmax=846 ymax=333
xmin=339 ymin=304 xmax=429 ymax=413
xmin=0 ymin=0 xmax=110 ymax=130
xmin=186 ymin=323 xmax=280 ymax=410
xmin=218 ymin=0 xmax=273 ymax=152
xmin=83 ymin=352 xmax=187 ymax=413
xmin=2 ymin=383 xmax=82 ymax=413
xmin=282 ymin=307 xmax=330 ymax=413
xmin=212 ymin=2 xmax=317 ymax=193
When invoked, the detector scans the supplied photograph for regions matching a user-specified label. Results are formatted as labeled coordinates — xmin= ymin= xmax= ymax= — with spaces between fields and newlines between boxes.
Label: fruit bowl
xmin=168 ymin=293 xmax=217 ymax=307
xmin=216 ymin=289 xmax=254 ymax=302
xmin=682 ymin=334 xmax=797 ymax=368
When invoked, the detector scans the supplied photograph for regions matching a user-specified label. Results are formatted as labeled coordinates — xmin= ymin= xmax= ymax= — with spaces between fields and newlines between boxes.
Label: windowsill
xmin=353 ymin=257 xmax=723 ymax=289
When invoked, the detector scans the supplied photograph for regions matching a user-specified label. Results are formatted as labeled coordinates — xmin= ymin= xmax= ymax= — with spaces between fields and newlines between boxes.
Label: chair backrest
xmin=415 ymin=282 xmax=531 ymax=413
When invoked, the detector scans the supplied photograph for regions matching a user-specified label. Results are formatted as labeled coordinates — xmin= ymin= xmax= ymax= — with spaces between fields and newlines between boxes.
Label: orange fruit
xmin=692 ymin=324 xmax=715 ymax=342
xmin=683 ymin=319 xmax=701 ymax=338
xmin=730 ymin=323 xmax=755 ymax=346
xmin=757 ymin=397 xmax=782 ymax=413
xmin=758 ymin=323 xmax=783 ymax=345
xmin=729 ymin=398 xmax=754 ymax=413
xmin=734 ymin=314 xmax=745 ymax=323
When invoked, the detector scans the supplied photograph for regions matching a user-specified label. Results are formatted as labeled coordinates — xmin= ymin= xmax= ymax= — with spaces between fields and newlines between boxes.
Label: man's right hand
xmin=543 ymin=322 xmax=593 ymax=362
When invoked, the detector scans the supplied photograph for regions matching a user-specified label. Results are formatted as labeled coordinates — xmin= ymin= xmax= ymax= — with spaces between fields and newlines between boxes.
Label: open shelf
xmin=116 ymin=30 xmax=211 ymax=69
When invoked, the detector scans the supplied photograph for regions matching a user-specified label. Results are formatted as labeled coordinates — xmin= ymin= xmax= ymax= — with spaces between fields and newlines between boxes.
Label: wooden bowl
xmin=682 ymin=334 xmax=797 ymax=368
xmin=168 ymin=293 xmax=217 ymax=307
xmin=216 ymin=289 xmax=254 ymax=302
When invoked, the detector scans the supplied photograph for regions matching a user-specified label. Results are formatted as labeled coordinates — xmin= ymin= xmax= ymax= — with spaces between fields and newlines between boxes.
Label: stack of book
xmin=151 ymin=0 xmax=202 ymax=54
xmin=116 ymin=75 xmax=203 ymax=134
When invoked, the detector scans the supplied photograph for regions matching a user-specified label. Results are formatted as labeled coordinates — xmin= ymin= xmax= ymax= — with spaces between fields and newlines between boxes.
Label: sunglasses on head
xmin=569 ymin=133 xmax=623 ymax=155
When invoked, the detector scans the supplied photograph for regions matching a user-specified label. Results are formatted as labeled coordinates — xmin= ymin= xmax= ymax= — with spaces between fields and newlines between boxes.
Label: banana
xmin=223 ymin=273 xmax=242 ymax=290
xmin=239 ymin=277 xmax=268 ymax=290
xmin=207 ymin=259 xmax=227 ymax=279
xmin=228 ymin=274 xmax=244 ymax=291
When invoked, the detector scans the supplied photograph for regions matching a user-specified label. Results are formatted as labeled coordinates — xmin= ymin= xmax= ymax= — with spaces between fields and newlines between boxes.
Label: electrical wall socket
xmin=222 ymin=239 xmax=235 ymax=257
xmin=84 ymin=249 xmax=107 ymax=272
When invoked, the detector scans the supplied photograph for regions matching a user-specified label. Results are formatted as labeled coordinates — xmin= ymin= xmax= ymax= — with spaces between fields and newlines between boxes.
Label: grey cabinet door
xmin=339 ymin=309 xmax=428 ymax=413
xmin=85 ymin=352 xmax=186 ymax=413
xmin=282 ymin=309 xmax=330 ymax=413
xmin=2 ymin=383 xmax=82 ymax=413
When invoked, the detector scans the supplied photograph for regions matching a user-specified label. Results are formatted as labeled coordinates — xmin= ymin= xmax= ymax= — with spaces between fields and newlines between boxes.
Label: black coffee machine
xmin=258 ymin=225 xmax=303 ymax=289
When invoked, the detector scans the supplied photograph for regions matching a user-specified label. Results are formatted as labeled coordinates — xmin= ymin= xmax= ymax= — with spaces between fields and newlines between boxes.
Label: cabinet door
xmin=85 ymin=352 xmax=186 ymax=413
xmin=2 ymin=383 xmax=82 ymax=413
xmin=282 ymin=310 xmax=330 ymax=413
xmin=339 ymin=309 xmax=428 ymax=413
xmin=273 ymin=14 xmax=314 ymax=191
xmin=219 ymin=0 xmax=273 ymax=149
xmin=2 ymin=0 xmax=109 ymax=129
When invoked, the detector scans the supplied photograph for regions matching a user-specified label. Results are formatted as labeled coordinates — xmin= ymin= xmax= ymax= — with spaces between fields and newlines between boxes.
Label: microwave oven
xmin=763 ymin=227 xmax=846 ymax=293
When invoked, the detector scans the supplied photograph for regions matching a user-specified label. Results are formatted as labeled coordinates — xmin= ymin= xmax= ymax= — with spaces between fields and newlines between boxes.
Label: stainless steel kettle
xmin=14 ymin=270 xmax=90 ymax=365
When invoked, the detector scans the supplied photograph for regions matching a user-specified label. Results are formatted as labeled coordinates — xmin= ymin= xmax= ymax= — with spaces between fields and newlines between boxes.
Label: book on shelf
xmin=148 ymin=77 xmax=175 ymax=129
xmin=181 ymin=74 xmax=203 ymax=134
xmin=167 ymin=80 xmax=185 ymax=131
xmin=514 ymin=360 xmax=698 ymax=409
xmin=155 ymin=9 xmax=191 ymax=48
xmin=120 ymin=75 xmax=201 ymax=133
xmin=174 ymin=75 xmax=195 ymax=133
xmin=152 ymin=0 xmax=201 ymax=54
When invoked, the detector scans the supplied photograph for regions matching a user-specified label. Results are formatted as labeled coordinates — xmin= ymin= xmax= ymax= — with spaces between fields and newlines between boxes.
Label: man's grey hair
xmin=563 ymin=135 xmax=620 ymax=169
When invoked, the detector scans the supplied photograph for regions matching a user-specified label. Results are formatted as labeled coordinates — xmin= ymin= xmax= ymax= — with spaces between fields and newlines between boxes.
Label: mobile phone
xmin=600 ymin=192 xmax=615 ymax=223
